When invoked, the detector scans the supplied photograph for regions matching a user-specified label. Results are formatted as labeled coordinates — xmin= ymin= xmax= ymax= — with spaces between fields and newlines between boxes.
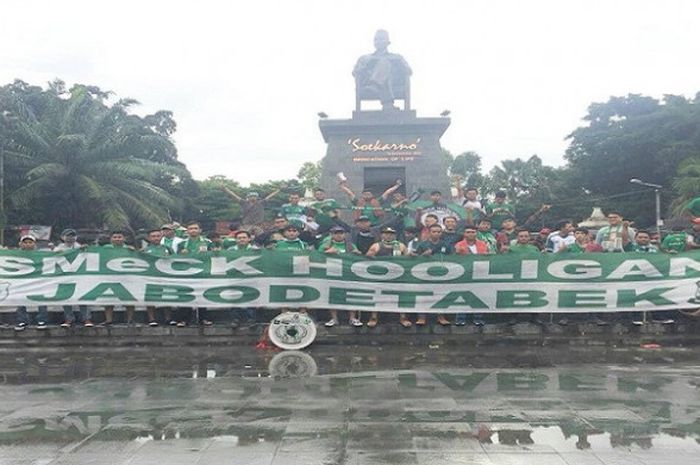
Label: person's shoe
xmin=83 ymin=320 xmax=94 ymax=328
xmin=653 ymin=318 xmax=675 ymax=325
xmin=415 ymin=317 xmax=426 ymax=326
xmin=437 ymin=315 xmax=451 ymax=326
xmin=593 ymin=317 xmax=608 ymax=326
xmin=455 ymin=319 xmax=466 ymax=326
xmin=14 ymin=322 xmax=26 ymax=331
xmin=148 ymin=320 xmax=159 ymax=327
xmin=200 ymin=320 xmax=213 ymax=326
xmin=176 ymin=321 xmax=186 ymax=327
xmin=230 ymin=321 xmax=240 ymax=328
xmin=60 ymin=321 xmax=72 ymax=328
xmin=473 ymin=318 xmax=485 ymax=327
xmin=557 ymin=317 xmax=569 ymax=326
xmin=366 ymin=318 xmax=378 ymax=328
xmin=349 ymin=318 xmax=363 ymax=327
xmin=169 ymin=320 xmax=178 ymax=326
xmin=632 ymin=319 xmax=645 ymax=326
xmin=324 ymin=318 xmax=338 ymax=328
xmin=399 ymin=317 xmax=413 ymax=328
xmin=99 ymin=321 xmax=113 ymax=327
xmin=36 ymin=321 xmax=48 ymax=330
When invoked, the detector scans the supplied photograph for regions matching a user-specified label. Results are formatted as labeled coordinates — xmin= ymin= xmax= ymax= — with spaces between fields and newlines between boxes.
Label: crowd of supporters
xmin=8 ymin=179 xmax=700 ymax=331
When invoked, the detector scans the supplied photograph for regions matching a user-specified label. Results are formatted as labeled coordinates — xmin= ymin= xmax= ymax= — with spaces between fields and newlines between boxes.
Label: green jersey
xmin=221 ymin=237 xmax=237 ymax=250
xmin=179 ymin=236 xmax=213 ymax=254
xmin=142 ymin=243 xmax=173 ymax=257
xmin=318 ymin=237 xmax=358 ymax=254
xmin=275 ymin=239 xmax=307 ymax=251
xmin=352 ymin=198 xmax=381 ymax=225
xmin=508 ymin=243 xmax=540 ymax=254
xmin=661 ymin=232 xmax=688 ymax=253
xmin=485 ymin=202 xmax=514 ymax=229
xmin=281 ymin=203 xmax=307 ymax=227
xmin=161 ymin=236 xmax=184 ymax=253
xmin=476 ymin=230 xmax=498 ymax=254
xmin=310 ymin=199 xmax=341 ymax=228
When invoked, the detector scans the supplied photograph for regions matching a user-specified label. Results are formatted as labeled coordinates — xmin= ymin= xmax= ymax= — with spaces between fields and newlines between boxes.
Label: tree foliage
xmin=0 ymin=79 xmax=194 ymax=231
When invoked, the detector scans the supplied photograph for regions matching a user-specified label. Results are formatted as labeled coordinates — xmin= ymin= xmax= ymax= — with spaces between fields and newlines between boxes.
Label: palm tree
xmin=1 ymin=81 xmax=188 ymax=230
xmin=672 ymin=157 xmax=700 ymax=215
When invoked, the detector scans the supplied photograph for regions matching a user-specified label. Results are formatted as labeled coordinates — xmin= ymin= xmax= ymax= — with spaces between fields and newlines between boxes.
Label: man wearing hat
xmin=275 ymin=224 xmax=308 ymax=251
xmin=54 ymin=228 xmax=81 ymax=251
xmin=14 ymin=235 xmax=50 ymax=331
xmin=160 ymin=223 xmax=185 ymax=253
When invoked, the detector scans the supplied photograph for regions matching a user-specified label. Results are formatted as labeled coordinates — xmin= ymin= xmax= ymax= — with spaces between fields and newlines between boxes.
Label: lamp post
xmin=630 ymin=178 xmax=662 ymax=238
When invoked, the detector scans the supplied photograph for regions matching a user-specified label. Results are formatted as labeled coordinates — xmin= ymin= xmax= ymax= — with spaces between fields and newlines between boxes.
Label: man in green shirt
xmin=508 ymin=229 xmax=540 ymax=254
xmin=177 ymin=222 xmax=213 ymax=327
xmin=626 ymin=230 xmax=659 ymax=253
xmin=486 ymin=191 xmax=515 ymax=230
xmin=309 ymin=188 xmax=342 ymax=232
xmin=143 ymin=229 xmax=173 ymax=257
xmin=142 ymin=229 xmax=173 ymax=326
xmin=476 ymin=218 xmax=497 ymax=254
xmin=102 ymin=230 xmax=135 ymax=326
xmin=228 ymin=230 xmax=257 ymax=251
xmin=275 ymin=225 xmax=308 ymax=251
xmin=661 ymin=226 xmax=689 ymax=253
xmin=179 ymin=222 xmax=214 ymax=254
xmin=280 ymin=193 xmax=307 ymax=228
xmin=321 ymin=226 xmax=363 ymax=328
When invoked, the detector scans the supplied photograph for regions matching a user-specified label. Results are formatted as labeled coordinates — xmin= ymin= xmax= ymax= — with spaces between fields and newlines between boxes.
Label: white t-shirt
xmin=547 ymin=234 xmax=576 ymax=253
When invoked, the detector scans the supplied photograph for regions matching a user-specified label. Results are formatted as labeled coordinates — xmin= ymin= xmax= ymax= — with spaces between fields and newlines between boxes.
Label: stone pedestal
xmin=318 ymin=110 xmax=451 ymax=205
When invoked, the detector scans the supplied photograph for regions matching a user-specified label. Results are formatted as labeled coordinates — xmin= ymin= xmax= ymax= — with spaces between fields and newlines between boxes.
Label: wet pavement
xmin=0 ymin=345 xmax=699 ymax=464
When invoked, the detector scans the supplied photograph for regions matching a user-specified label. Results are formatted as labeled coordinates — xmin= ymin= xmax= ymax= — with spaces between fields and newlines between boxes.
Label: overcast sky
xmin=2 ymin=0 xmax=699 ymax=185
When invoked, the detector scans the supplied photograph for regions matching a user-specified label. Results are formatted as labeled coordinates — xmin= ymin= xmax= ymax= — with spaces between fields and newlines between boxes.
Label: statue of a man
xmin=353 ymin=30 xmax=412 ymax=110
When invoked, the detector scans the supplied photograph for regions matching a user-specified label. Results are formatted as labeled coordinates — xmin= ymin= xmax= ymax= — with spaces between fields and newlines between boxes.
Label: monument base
xmin=319 ymin=110 xmax=451 ymax=207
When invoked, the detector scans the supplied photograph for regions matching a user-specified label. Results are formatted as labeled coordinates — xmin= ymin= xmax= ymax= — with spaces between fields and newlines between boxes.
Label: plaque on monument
xmin=319 ymin=30 xmax=451 ymax=208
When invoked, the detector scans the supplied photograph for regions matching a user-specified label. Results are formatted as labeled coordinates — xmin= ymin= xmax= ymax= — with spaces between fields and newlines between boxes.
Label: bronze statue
xmin=353 ymin=30 xmax=412 ymax=111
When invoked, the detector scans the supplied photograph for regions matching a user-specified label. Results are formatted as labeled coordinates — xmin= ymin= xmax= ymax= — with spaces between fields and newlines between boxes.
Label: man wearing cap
xmin=366 ymin=227 xmax=410 ymax=328
xmin=160 ymin=224 xmax=184 ymax=253
xmin=486 ymin=191 xmax=515 ymax=230
xmin=319 ymin=226 xmax=363 ymax=327
xmin=275 ymin=225 xmax=308 ymax=250
xmin=220 ymin=183 xmax=282 ymax=230
xmin=54 ymin=229 xmax=82 ymax=251
xmin=14 ymin=235 xmax=50 ymax=331
xmin=53 ymin=229 xmax=94 ymax=327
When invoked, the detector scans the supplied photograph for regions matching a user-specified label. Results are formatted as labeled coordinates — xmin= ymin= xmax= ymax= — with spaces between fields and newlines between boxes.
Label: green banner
xmin=1 ymin=247 xmax=700 ymax=313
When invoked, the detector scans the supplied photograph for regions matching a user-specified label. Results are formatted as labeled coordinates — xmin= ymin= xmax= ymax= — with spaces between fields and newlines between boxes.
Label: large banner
xmin=1 ymin=247 xmax=700 ymax=313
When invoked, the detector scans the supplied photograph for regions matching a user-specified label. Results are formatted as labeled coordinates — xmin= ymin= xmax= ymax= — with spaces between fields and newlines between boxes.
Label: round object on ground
xmin=268 ymin=312 xmax=317 ymax=350
xmin=268 ymin=351 xmax=318 ymax=378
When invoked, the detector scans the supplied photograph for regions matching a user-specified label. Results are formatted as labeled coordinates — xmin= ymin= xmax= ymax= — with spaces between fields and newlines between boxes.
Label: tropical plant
xmin=0 ymin=79 xmax=192 ymax=230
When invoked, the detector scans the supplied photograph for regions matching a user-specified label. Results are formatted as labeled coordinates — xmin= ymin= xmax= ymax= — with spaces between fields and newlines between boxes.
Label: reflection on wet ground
xmin=0 ymin=345 xmax=699 ymax=464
